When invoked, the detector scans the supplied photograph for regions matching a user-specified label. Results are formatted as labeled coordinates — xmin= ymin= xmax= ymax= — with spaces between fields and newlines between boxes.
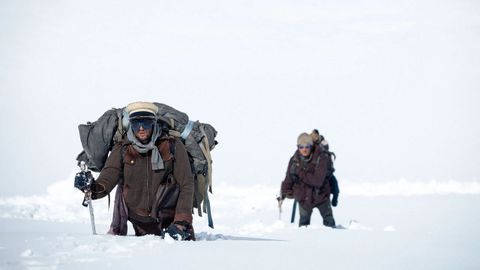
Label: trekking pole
xmin=290 ymin=199 xmax=297 ymax=223
xmin=85 ymin=191 xmax=97 ymax=235
xmin=76 ymin=161 xmax=97 ymax=235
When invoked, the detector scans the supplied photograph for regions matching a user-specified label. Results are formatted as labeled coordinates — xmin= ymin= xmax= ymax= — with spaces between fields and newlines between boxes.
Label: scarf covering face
xmin=126 ymin=123 xmax=164 ymax=170
xmin=299 ymin=151 xmax=313 ymax=165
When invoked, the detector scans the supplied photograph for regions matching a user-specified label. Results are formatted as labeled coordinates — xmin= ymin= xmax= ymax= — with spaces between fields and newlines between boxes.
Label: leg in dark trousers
xmin=129 ymin=216 xmax=174 ymax=236
xmin=317 ymin=200 xmax=336 ymax=228
xmin=298 ymin=204 xmax=313 ymax=227
xmin=129 ymin=218 xmax=163 ymax=236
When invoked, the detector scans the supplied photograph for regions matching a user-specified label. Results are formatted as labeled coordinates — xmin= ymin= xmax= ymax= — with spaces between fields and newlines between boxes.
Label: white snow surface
xmin=1 ymin=177 xmax=479 ymax=269
xmin=1 ymin=0 xmax=479 ymax=268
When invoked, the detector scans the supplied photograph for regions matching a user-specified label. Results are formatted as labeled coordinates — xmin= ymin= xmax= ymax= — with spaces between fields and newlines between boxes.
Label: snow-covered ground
xmin=1 ymin=0 xmax=479 ymax=269
xmin=1 ymin=177 xmax=479 ymax=269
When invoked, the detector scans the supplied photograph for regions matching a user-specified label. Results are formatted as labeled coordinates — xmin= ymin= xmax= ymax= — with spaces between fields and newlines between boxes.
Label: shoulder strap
xmin=169 ymin=137 xmax=176 ymax=156
xmin=198 ymin=124 xmax=214 ymax=228
xmin=113 ymin=109 xmax=125 ymax=143
xmin=289 ymin=154 xmax=300 ymax=175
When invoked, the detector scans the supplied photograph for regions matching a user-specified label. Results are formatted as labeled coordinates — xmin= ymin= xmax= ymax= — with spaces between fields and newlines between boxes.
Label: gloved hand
xmin=165 ymin=221 xmax=194 ymax=241
xmin=331 ymin=194 xmax=339 ymax=207
xmin=74 ymin=171 xmax=95 ymax=192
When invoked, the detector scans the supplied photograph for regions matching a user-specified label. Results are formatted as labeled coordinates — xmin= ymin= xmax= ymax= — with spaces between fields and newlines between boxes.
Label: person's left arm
xmin=172 ymin=139 xmax=195 ymax=224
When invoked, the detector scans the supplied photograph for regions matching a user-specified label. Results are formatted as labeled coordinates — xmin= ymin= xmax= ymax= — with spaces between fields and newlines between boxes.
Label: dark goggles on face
xmin=298 ymin=144 xmax=312 ymax=150
xmin=130 ymin=118 xmax=155 ymax=132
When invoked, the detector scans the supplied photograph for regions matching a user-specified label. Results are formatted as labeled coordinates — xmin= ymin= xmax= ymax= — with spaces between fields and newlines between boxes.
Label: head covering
xmin=297 ymin=132 xmax=313 ymax=146
xmin=125 ymin=101 xmax=164 ymax=170
xmin=126 ymin=102 xmax=158 ymax=118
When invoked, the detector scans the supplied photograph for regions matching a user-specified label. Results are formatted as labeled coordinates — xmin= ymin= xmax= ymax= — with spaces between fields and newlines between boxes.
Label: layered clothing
xmin=281 ymin=145 xmax=331 ymax=210
xmin=92 ymin=135 xmax=194 ymax=235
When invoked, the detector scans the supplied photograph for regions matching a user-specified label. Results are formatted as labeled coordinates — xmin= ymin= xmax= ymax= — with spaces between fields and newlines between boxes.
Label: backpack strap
xmin=169 ymin=137 xmax=176 ymax=156
xmin=113 ymin=109 xmax=125 ymax=143
xmin=289 ymin=154 xmax=299 ymax=176
xmin=315 ymin=156 xmax=321 ymax=167
xmin=198 ymin=124 xmax=214 ymax=228
xmin=193 ymin=175 xmax=203 ymax=217
xmin=199 ymin=124 xmax=213 ymax=191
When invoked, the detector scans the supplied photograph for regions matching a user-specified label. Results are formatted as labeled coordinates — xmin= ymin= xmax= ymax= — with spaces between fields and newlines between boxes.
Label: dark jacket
xmin=92 ymin=136 xmax=194 ymax=224
xmin=281 ymin=145 xmax=331 ymax=210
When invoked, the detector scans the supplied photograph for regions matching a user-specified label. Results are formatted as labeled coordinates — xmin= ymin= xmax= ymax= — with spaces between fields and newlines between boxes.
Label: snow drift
xmin=0 ymin=171 xmax=478 ymax=225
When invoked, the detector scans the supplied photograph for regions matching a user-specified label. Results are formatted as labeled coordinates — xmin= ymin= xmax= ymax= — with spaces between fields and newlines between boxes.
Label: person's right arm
xmin=91 ymin=143 xmax=123 ymax=199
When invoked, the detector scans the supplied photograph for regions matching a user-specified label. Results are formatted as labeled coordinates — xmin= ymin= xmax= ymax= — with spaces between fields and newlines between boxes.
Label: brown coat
xmin=92 ymin=136 xmax=194 ymax=224
xmin=281 ymin=145 xmax=331 ymax=210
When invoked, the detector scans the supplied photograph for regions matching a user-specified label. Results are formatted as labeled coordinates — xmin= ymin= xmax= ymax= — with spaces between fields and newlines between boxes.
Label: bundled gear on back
xmin=74 ymin=102 xmax=218 ymax=237
xmin=310 ymin=129 xmax=340 ymax=207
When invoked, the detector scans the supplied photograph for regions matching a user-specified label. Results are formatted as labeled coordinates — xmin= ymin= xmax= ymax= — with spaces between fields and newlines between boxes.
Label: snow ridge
xmin=0 ymin=174 xmax=478 ymax=224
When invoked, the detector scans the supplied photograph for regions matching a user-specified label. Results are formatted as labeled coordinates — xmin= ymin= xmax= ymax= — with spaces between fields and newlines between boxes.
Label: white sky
xmin=1 ymin=0 xmax=479 ymax=196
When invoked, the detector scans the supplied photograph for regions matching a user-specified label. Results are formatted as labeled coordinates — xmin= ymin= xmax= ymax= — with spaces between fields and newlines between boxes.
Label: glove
xmin=74 ymin=171 xmax=95 ymax=192
xmin=331 ymin=194 xmax=338 ymax=207
xmin=165 ymin=221 xmax=194 ymax=241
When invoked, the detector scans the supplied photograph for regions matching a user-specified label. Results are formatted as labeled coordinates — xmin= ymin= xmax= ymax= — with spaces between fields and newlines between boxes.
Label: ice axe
xmin=74 ymin=161 xmax=97 ymax=235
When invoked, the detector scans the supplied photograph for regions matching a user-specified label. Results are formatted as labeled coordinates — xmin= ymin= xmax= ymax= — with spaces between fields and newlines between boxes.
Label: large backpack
xmin=76 ymin=103 xmax=218 ymax=228
xmin=314 ymin=136 xmax=339 ymax=196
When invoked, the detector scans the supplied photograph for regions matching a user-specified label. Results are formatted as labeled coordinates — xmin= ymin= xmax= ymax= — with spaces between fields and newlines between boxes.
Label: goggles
xmin=298 ymin=144 xmax=312 ymax=150
xmin=130 ymin=118 xmax=155 ymax=132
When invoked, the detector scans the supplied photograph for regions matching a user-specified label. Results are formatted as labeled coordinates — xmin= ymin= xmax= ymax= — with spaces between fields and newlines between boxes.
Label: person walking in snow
xmin=279 ymin=133 xmax=336 ymax=228
xmin=86 ymin=101 xmax=195 ymax=240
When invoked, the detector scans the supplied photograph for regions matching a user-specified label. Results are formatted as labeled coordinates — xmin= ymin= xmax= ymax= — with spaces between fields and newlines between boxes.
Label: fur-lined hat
xmin=297 ymin=132 xmax=313 ymax=146
xmin=126 ymin=101 xmax=158 ymax=119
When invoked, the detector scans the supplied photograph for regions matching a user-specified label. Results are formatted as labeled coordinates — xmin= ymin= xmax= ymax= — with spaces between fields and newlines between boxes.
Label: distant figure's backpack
xmin=310 ymin=129 xmax=339 ymax=197
xmin=76 ymin=103 xmax=218 ymax=228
